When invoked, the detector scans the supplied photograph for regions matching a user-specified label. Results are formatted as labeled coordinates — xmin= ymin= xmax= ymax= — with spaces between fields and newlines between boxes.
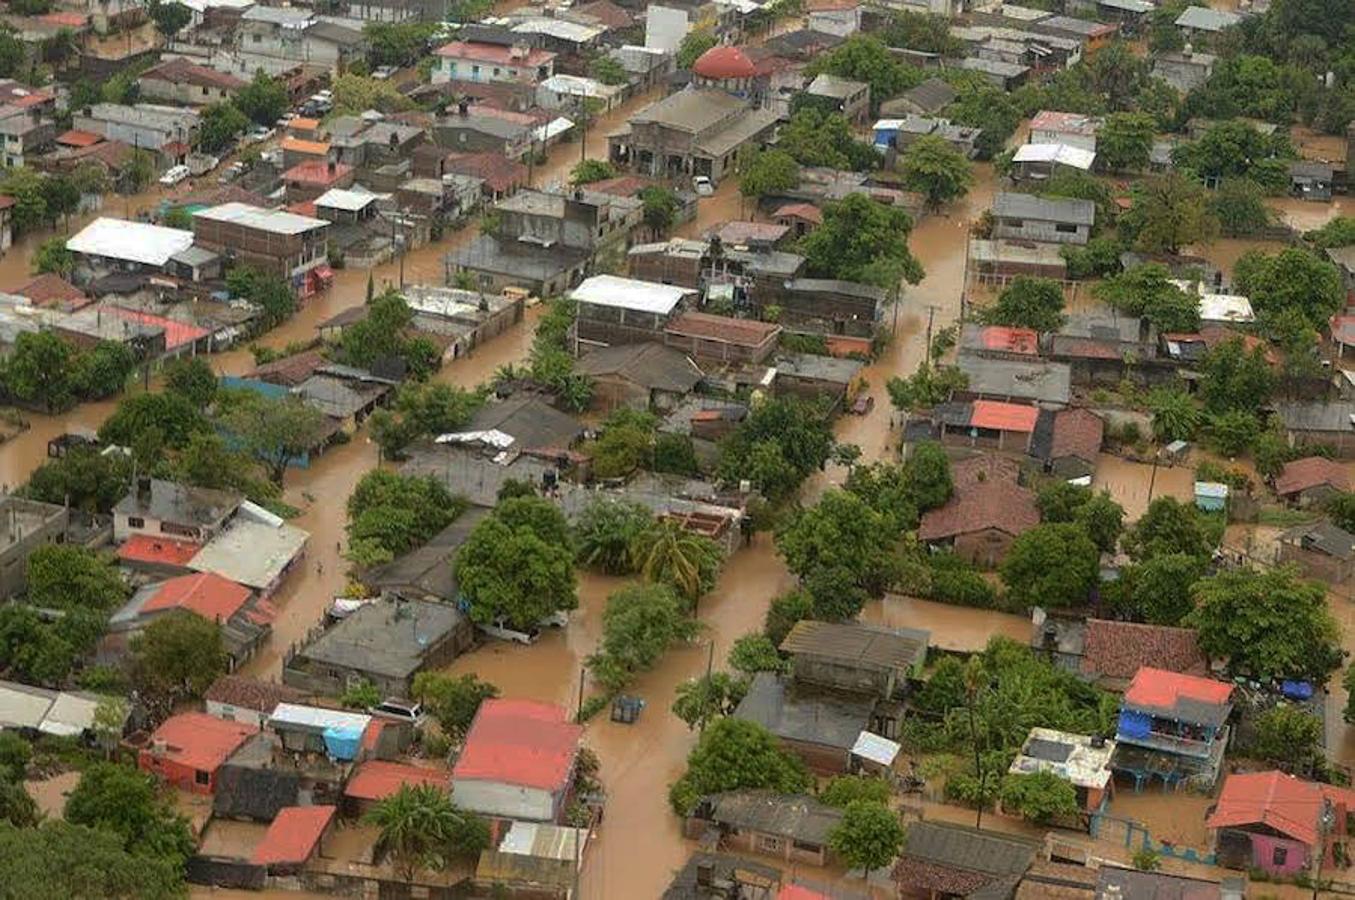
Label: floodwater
xmin=861 ymin=594 xmax=1029 ymax=654
xmin=22 ymin=769 xmax=80 ymax=819
xmin=1092 ymin=453 xmax=1196 ymax=522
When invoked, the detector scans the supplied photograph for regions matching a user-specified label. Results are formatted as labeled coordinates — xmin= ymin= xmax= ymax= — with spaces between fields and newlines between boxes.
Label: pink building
xmin=1208 ymin=770 xmax=1355 ymax=878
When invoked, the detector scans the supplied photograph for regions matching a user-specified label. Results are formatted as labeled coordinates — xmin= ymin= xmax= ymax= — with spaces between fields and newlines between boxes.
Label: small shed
xmin=1194 ymin=481 xmax=1228 ymax=512
xmin=1289 ymin=161 xmax=1334 ymax=202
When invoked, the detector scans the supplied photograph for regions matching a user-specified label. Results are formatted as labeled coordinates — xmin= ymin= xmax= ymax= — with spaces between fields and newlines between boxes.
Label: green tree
xmin=1000 ymin=523 xmax=1100 ymax=608
xmin=984 ymin=276 xmax=1066 ymax=332
xmin=999 ymin=771 xmax=1080 ymax=824
xmin=162 ymin=356 xmax=217 ymax=407
xmin=843 ymin=461 xmax=917 ymax=535
xmin=0 ymin=167 xmax=48 ymax=234
xmin=885 ymin=363 xmax=967 ymax=412
xmin=727 ymin=633 xmax=788 ymax=675
xmin=574 ymin=497 xmax=652 ymax=575
xmin=129 ymin=611 xmax=227 ymax=717
xmin=27 ymin=544 xmax=127 ymax=612
xmin=776 ymin=489 xmax=898 ymax=597
xmin=669 ymin=718 xmax=811 ymax=815
xmin=99 ymin=391 xmax=208 ymax=461
xmin=639 ymin=185 xmax=680 ymax=235
xmin=1199 ymin=336 xmax=1275 ymax=413
xmin=590 ymin=55 xmax=628 ymax=86
xmin=1097 ymin=112 xmax=1156 ymax=172
xmin=764 ymin=589 xmax=814 ymax=646
xmin=654 ymin=432 xmax=699 ymax=475
xmin=809 ymin=35 xmax=919 ymax=107
xmin=1124 ymin=496 xmax=1217 ymax=561
xmin=1234 ymin=247 xmax=1344 ymax=331
xmin=1146 ymin=388 xmax=1201 ymax=442
xmin=672 ymin=672 xmax=747 ymax=731
xmin=1305 ymin=216 xmax=1355 ymax=249
xmin=365 ymin=784 xmax=490 ymax=884
xmin=778 ymin=107 xmax=878 ymax=171
xmin=1094 ymin=264 xmax=1201 ymax=333
xmin=631 ymin=518 xmax=723 ymax=604
xmin=198 ymin=102 xmax=248 ymax=153
xmin=589 ymin=408 xmax=656 ymax=479
xmin=739 ymin=149 xmax=800 ymax=199
xmin=1122 ymin=173 xmax=1219 ymax=254
xmin=828 ymin=800 xmax=905 ymax=879
xmin=946 ymin=73 xmax=1021 ymax=159
xmin=1249 ymin=704 xmax=1322 ymax=770
xmin=346 ymin=470 xmax=460 ymax=564
xmin=676 ymin=31 xmax=716 ymax=69
xmin=1211 ymin=177 xmax=1275 ymax=236
xmin=1206 ymin=409 xmax=1260 ymax=457
xmin=588 ymin=583 xmax=699 ymax=691
xmin=570 ymin=158 xmax=616 ymax=185
xmin=820 ymin=775 xmax=892 ymax=809
xmin=369 ymin=381 xmax=485 ymax=458
xmin=22 ymin=446 xmax=130 ymax=513
xmin=800 ymin=193 xmax=925 ymax=288
xmin=410 ymin=672 xmax=498 ymax=738
xmin=73 ymin=341 xmax=136 ymax=400
xmin=234 ymin=71 xmax=290 ymax=125
xmin=341 ymin=679 xmax=381 ymax=710
xmin=716 ymin=398 xmax=835 ymax=500
xmin=32 ymin=234 xmax=73 ymax=275
xmin=0 ymin=821 xmax=186 ymax=899
xmin=1173 ymin=120 xmax=1293 ymax=192
xmin=363 ymin=21 xmax=437 ymax=67
xmin=1189 ymin=565 xmax=1341 ymax=681
xmin=5 ymin=331 xmax=74 ymax=412
xmin=40 ymin=175 xmax=80 ymax=228
xmin=0 ymin=733 xmax=31 ymax=781
xmin=225 ymin=266 xmax=296 ymax=328
xmin=65 ymin=762 xmax=195 ymax=868
xmin=898 ymin=134 xmax=972 ymax=210
xmin=0 ymin=774 xmax=37 ymax=827
xmin=218 ymin=390 xmax=330 ymax=485
xmin=880 ymin=11 xmax=966 ymax=54
xmin=1111 ymin=553 xmax=1206 ymax=625
xmin=148 ymin=0 xmax=192 ymax=43
xmin=1076 ymin=492 xmax=1125 ymax=554
xmin=455 ymin=503 xmax=578 ymax=629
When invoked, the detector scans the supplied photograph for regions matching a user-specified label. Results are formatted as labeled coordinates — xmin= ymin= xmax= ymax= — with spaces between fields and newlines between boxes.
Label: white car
xmin=159 ymin=164 xmax=190 ymax=186
xmin=372 ymin=66 xmax=396 ymax=80
xmin=248 ymin=125 xmax=275 ymax=144
xmin=479 ymin=617 xmax=541 ymax=645
xmin=692 ymin=175 xmax=715 ymax=196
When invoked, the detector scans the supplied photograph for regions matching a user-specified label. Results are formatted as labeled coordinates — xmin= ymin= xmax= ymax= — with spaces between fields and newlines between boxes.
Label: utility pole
xmin=700 ymin=640 xmax=715 ymax=734
xmin=924 ymin=303 xmax=940 ymax=367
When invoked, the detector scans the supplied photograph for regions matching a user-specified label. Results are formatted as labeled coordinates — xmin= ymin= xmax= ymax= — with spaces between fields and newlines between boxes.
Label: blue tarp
xmin=323 ymin=726 xmax=363 ymax=760
xmin=1282 ymin=680 xmax=1314 ymax=700
xmin=1117 ymin=710 xmax=1152 ymax=739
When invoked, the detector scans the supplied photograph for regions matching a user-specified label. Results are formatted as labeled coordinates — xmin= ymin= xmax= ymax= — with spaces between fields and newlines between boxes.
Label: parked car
xmin=217 ymin=161 xmax=247 ymax=185
xmin=692 ymin=175 xmax=714 ymax=196
xmin=368 ymin=698 xmax=426 ymax=727
xmin=247 ymin=125 xmax=275 ymax=144
xmin=372 ymin=66 xmax=396 ymax=80
xmin=479 ymin=617 xmax=541 ymax=645
xmin=850 ymin=394 xmax=874 ymax=415
xmin=159 ymin=164 xmax=190 ymax=186
xmin=540 ymin=610 xmax=569 ymax=628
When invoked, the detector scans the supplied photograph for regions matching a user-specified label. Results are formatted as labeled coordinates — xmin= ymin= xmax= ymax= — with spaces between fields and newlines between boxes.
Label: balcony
xmin=1115 ymin=723 xmax=1225 ymax=760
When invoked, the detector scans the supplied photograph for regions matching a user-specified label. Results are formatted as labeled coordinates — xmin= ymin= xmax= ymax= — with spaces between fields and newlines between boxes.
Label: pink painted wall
xmin=1249 ymin=833 xmax=1310 ymax=876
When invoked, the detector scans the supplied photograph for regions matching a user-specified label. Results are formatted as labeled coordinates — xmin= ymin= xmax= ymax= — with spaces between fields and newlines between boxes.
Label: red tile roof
xmin=979 ymin=325 xmax=1039 ymax=355
xmin=344 ymin=760 xmax=449 ymax=801
xmin=779 ymin=886 xmax=831 ymax=900
xmin=588 ymin=174 xmax=657 ymax=198
xmin=141 ymin=57 xmax=245 ymax=91
xmin=969 ymin=399 xmax=1038 ymax=433
xmin=1208 ymin=771 xmax=1355 ymax=847
xmin=280 ymin=136 xmax=331 ymax=157
xmin=1049 ymin=408 xmax=1103 ymax=463
xmin=571 ymin=0 xmax=633 ymax=29
xmin=1275 ymin=456 xmax=1349 ymax=497
xmin=952 ymin=453 xmax=1022 ymax=488
xmin=142 ymin=572 xmax=252 ymax=621
xmin=665 ymin=312 xmax=781 ymax=347
xmin=773 ymin=202 xmax=823 ymax=224
xmin=694 ymin=45 xmax=758 ymax=80
xmin=918 ymin=455 xmax=1037 ymax=542
xmin=288 ymin=117 xmax=322 ymax=132
xmin=453 ymin=699 xmax=582 ymax=791
xmin=117 ymin=534 xmax=202 ymax=567
xmin=0 ymin=195 xmax=13 ymax=210
xmin=709 ymin=221 xmax=790 ymax=245
xmin=204 ymin=674 xmax=306 ymax=713
xmin=56 ymin=129 xmax=103 ymax=148
xmin=108 ymin=307 xmax=209 ymax=352
xmin=443 ymin=152 xmax=528 ymax=193
xmin=16 ymin=273 xmax=88 ymax=311
xmin=251 ymin=806 xmax=335 ymax=866
xmin=1080 ymin=619 xmax=1208 ymax=682
xmin=249 ymin=349 xmax=327 ymax=387
xmin=435 ymin=40 xmax=555 ymax=67
xmin=285 ymin=160 xmax=353 ymax=186
xmin=41 ymin=11 xmax=89 ymax=27
xmin=1123 ymin=667 xmax=1232 ymax=712
xmin=145 ymin=712 xmax=257 ymax=774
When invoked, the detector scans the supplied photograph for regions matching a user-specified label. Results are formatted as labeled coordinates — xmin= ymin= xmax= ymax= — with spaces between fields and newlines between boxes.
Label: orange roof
xmin=57 ymin=129 xmax=103 ymax=148
xmin=779 ymin=886 xmax=831 ymax=900
xmin=142 ymin=572 xmax=252 ymax=621
xmin=980 ymin=325 xmax=1039 ymax=355
xmin=117 ymin=534 xmax=202 ymax=567
xmin=108 ymin=307 xmax=209 ymax=352
xmin=280 ymin=136 xmax=330 ymax=156
xmin=453 ymin=699 xmax=581 ymax=791
xmin=144 ymin=712 xmax=256 ymax=774
xmin=665 ymin=311 xmax=781 ymax=347
xmin=1208 ymin=771 xmax=1355 ymax=847
xmin=40 ymin=11 xmax=89 ymax=27
xmin=251 ymin=806 xmax=335 ymax=866
xmin=1275 ymin=456 xmax=1349 ymax=497
xmin=1124 ymin=666 xmax=1232 ymax=712
xmin=288 ymin=117 xmax=321 ymax=132
xmin=773 ymin=202 xmax=823 ymax=224
xmin=286 ymin=200 xmax=317 ymax=217
xmin=285 ymin=160 xmax=352 ymax=185
xmin=969 ymin=399 xmax=1039 ymax=433
xmin=693 ymin=45 xmax=757 ymax=80
xmin=344 ymin=760 xmax=448 ymax=801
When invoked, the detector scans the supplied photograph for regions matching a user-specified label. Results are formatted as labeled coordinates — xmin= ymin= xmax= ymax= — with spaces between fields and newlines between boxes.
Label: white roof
xmin=269 ymin=702 xmax=372 ymax=733
xmin=1008 ymin=727 xmax=1115 ymax=790
xmin=533 ymin=116 xmax=574 ymax=143
xmin=1199 ymin=292 xmax=1254 ymax=324
xmin=67 ymin=218 xmax=195 ymax=267
xmin=315 ymin=188 xmax=377 ymax=212
xmin=39 ymin=692 xmax=106 ymax=737
xmin=510 ymin=17 xmax=603 ymax=42
xmin=434 ymin=428 xmax=516 ymax=449
xmin=0 ymin=681 xmax=56 ymax=729
xmin=1195 ymin=480 xmax=1229 ymax=498
xmin=851 ymin=731 xmax=901 ymax=766
xmin=571 ymin=274 xmax=689 ymax=315
xmin=539 ymin=74 xmax=617 ymax=98
xmin=238 ymin=499 xmax=284 ymax=528
xmin=190 ymin=518 xmax=309 ymax=590
xmin=1012 ymin=142 xmax=1096 ymax=170
xmin=499 ymin=822 xmax=587 ymax=864
xmin=1174 ymin=5 xmax=1240 ymax=30
xmin=194 ymin=201 xmax=328 ymax=235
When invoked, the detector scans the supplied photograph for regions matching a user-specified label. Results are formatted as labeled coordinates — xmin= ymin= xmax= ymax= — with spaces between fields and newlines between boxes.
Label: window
xmin=1272 ymin=846 xmax=1288 ymax=866
xmin=202 ymin=86 xmax=209 ymax=96
xmin=127 ymin=516 xmax=145 ymax=528
xmin=758 ymin=835 xmax=783 ymax=853
xmin=493 ymin=67 xmax=501 ymax=76
xmin=1003 ymin=218 xmax=1024 ymax=228
xmin=447 ymin=62 xmax=457 ymax=75
xmin=1055 ymin=223 xmax=1078 ymax=234
xmin=252 ymin=33 xmax=261 ymax=42
xmin=194 ymin=769 xmax=210 ymax=786
xmin=792 ymin=839 xmax=820 ymax=852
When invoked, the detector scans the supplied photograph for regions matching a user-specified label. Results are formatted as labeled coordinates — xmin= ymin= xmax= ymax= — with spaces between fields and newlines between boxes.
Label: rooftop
xmin=572 ymin=274 xmax=691 ymax=315
xmin=453 ymin=698 xmax=582 ymax=790
xmin=1029 ymin=110 xmax=1100 ymax=136
xmin=701 ymin=791 xmax=842 ymax=845
xmin=1123 ymin=667 xmax=1232 ymax=725
xmin=141 ymin=571 xmax=253 ymax=621
xmin=734 ymin=672 xmax=876 ymax=751
xmin=188 ymin=517 xmax=309 ymax=592
xmin=693 ymin=44 xmax=757 ymax=80
xmin=294 ymin=598 xmax=466 ymax=681
xmin=363 ymin=508 xmax=490 ymax=601
xmin=145 ymin=712 xmax=258 ymax=773
xmin=918 ymin=455 xmax=1038 ymax=542
xmin=1012 ymin=143 xmax=1096 ymax=170
xmin=284 ymin=160 xmax=354 ymax=186
xmin=1174 ymin=5 xmax=1241 ymax=30
xmin=438 ymin=394 xmax=584 ymax=451
xmin=1208 ymin=771 xmax=1355 ymax=847
xmin=779 ymin=620 xmax=929 ymax=673
xmin=894 ymin=822 xmax=1040 ymax=895
xmin=665 ymin=311 xmax=781 ymax=347
xmin=114 ymin=478 xmax=241 ymax=527
xmin=116 ymin=534 xmax=202 ymax=568
xmin=344 ymin=760 xmax=449 ymax=801
xmin=958 ymin=355 xmax=1071 ymax=404
xmin=1279 ymin=520 xmax=1355 ymax=561
xmin=630 ymin=89 xmax=747 ymax=134
xmin=1081 ymin=619 xmax=1207 ymax=684
xmin=141 ymin=57 xmax=245 ymax=91
xmin=195 ymin=202 xmax=328 ymax=236
xmin=315 ymin=188 xmax=378 ymax=212
xmin=67 ymin=218 xmax=194 ymax=267
xmin=204 ymin=674 xmax=306 ymax=714
xmin=251 ymin=805 xmax=335 ymax=867
xmin=993 ymin=191 xmax=1095 ymax=225
xmin=1275 ymin=456 xmax=1348 ymax=496
xmin=435 ymin=39 xmax=555 ymax=67
xmin=574 ymin=342 xmax=705 ymax=394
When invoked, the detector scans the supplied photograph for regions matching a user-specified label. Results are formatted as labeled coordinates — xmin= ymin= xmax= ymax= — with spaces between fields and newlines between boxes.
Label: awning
xmin=309 ymin=265 xmax=335 ymax=285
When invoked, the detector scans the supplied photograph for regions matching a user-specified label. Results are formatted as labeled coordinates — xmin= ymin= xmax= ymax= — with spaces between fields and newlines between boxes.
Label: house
xmin=204 ymin=675 xmax=306 ymax=729
xmin=805 ymin=74 xmax=870 ymax=124
xmin=772 ymin=203 xmax=822 ymax=238
xmin=138 ymin=711 xmax=257 ymax=794
xmin=283 ymin=597 xmax=474 ymax=697
xmin=918 ymin=454 xmax=1039 ymax=567
xmin=664 ymin=312 xmax=781 ymax=366
xmin=1274 ymin=456 xmax=1348 ymax=506
xmin=66 ymin=218 xmax=195 ymax=283
xmin=362 ymin=508 xmax=490 ymax=603
xmin=399 ymin=285 xmax=525 ymax=362
xmin=1209 ymin=771 xmax=1355 ymax=878
xmin=574 ymin=342 xmax=705 ymax=412
xmin=1016 ymin=862 xmax=1240 ymax=899
xmin=536 ymin=74 xmax=624 ymax=113
xmin=873 ymin=117 xmax=982 ymax=160
xmin=1277 ymin=521 xmax=1355 ymax=584
xmin=72 ymin=103 xmax=198 ymax=156
xmin=960 ymin=324 xmax=1041 ymax=360
xmin=474 ymin=821 xmax=589 ymax=898
xmin=1112 ymin=666 xmax=1233 ymax=792
xmin=664 ymin=853 xmax=783 ymax=900
xmin=1028 ymin=110 xmax=1100 ymax=153
xmin=343 ymin=760 xmax=449 ymax=815
xmin=267 ymin=703 xmax=373 ymax=760
xmin=186 ymin=504 xmax=308 ymax=597
xmin=434 ymin=109 xmax=533 ymax=160
xmin=1006 ymin=727 xmax=1115 ymax=821
xmin=137 ymin=58 xmax=244 ymax=106
xmin=451 ymin=699 xmax=582 ymax=823
xmin=1277 ymin=401 xmax=1355 ymax=457
xmin=733 ymin=672 xmax=879 ymax=774
xmin=433 ymin=40 xmax=556 ymax=86
xmin=0 ymin=680 xmax=120 ymax=737
xmin=958 ymin=56 xmax=1029 ymax=90
xmin=1077 ymin=619 xmax=1208 ymax=691
xmin=1012 ymin=142 xmax=1096 ymax=180
xmin=192 ymin=202 xmax=332 ymax=296
xmin=893 ymin=822 xmax=1039 ymax=898
xmin=573 ymin=274 xmax=696 ymax=348
xmin=956 ymin=355 xmax=1071 ymax=405
xmin=780 ymin=619 xmax=928 ymax=700
xmin=881 ymin=78 xmax=957 ymax=117
xmin=1029 ymin=407 xmax=1103 ymax=479
xmin=1153 ymin=49 xmax=1217 ymax=94
xmin=1290 ymin=161 xmax=1334 ymax=202
xmin=934 ymin=399 xmax=1041 ymax=454
xmin=0 ymin=496 xmax=68 ymax=600
xmin=293 ymin=371 xmax=394 ymax=433
xmin=441 ymin=151 xmax=528 ymax=202
xmin=991 ymin=192 xmax=1094 ymax=245
xmin=805 ymin=0 xmax=861 ymax=36
xmin=113 ymin=477 xmax=240 ymax=544
xmin=283 ymin=160 xmax=355 ymax=205
xmin=279 ymin=136 xmax=330 ymax=170
xmin=105 ymin=572 xmax=269 ymax=671
xmin=685 ymin=791 xmax=842 ymax=867
xmin=1032 ymin=16 xmax=1119 ymax=51
xmin=0 ymin=106 xmax=54 ymax=169
xmin=1174 ymin=6 xmax=1241 ymax=36
xmin=772 ymin=352 xmax=864 ymax=406
xmin=608 ymin=89 xmax=779 ymax=184
xmin=251 ymin=806 xmax=336 ymax=874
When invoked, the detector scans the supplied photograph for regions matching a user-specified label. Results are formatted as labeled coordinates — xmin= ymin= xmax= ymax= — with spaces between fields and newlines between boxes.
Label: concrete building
xmin=451 ymin=699 xmax=582 ymax=823
xmin=137 ymin=58 xmax=245 ymax=106
xmin=192 ymin=202 xmax=331 ymax=295
xmin=0 ymin=106 xmax=54 ymax=169
xmin=113 ymin=477 xmax=240 ymax=544
xmin=1006 ymin=728 xmax=1116 ymax=823
xmin=1153 ymin=49 xmax=1217 ymax=94
xmin=991 ymin=192 xmax=1095 ymax=245
xmin=66 ymin=217 xmax=195 ymax=283
xmin=1112 ymin=667 xmax=1233 ymax=792
xmin=684 ymin=791 xmax=842 ymax=867
xmin=805 ymin=74 xmax=870 ymax=125
xmin=72 ymin=103 xmax=198 ymax=154
xmin=573 ymin=274 xmax=696 ymax=348
xmin=0 ymin=496 xmax=69 ymax=600
xmin=433 ymin=40 xmax=556 ymax=86
xmin=608 ymin=89 xmax=779 ymax=184
xmin=203 ymin=675 xmax=307 ymax=730
xmin=663 ymin=312 xmax=781 ymax=366
xmin=918 ymin=455 xmax=1039 ymax=567
xmin=574 ymin=342 xmax=705 ymax=412
xmin=1028 ymin=110 xmax=1100 ymax=153
xmin=1277 ymin=521 xmax=1355 ymax=584
xmin=138 ymin=712 xmax=257 ymax=794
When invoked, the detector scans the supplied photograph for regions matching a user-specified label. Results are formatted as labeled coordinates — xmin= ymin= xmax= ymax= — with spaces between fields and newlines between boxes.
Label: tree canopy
xmin=346 ymin=470 xmax=463 ymax=569
xmin=0 ymin=821 xmax=186 ymax=899
xmin=828 ymin=800 xmax=906 ymax=877
xmin=716 ymin=397 xmax=835 ymax=501
xmin=1121 ymin=173 xmax=1220 ymax=254
xmin=776 ymin=489 xmax=899 ymax=600
xmin=365 ymin=783 xmax=490 ymax=884
xmin=1234 ymin=247 xmax=1344 ymax=332
xmin=1123 ymin=496 xmax=1219 ymax=561
xmin=800 ymin=193 xmax=924 ymax=289
xmin=739 ymin=149 xmax=801 ymax=199
xmin=983 ymin=277 xmax=1066 ymax=333
xmin=589 ymin=583 xmax=699 ymax=692
xmin=1000 ymin=523 xmax=1101 ymax=608
xmin=1094 ymin=264 xmax=1201 ymax=333
xmin=669 ymin=718 xmax=812 ymax=816
xmin=454 ymin=497 xmax=577 ymax=629
xmin=898 ymin=134 xmax=973 ymax=210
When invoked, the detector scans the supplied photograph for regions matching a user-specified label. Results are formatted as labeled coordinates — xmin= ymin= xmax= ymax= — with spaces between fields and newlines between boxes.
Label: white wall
xmin=205 ymin=699 xmax=269 ymax=729
xmin=450 ymin=778 xmax=557 ymax=821
xmin=645 ymin=5 xmax=691 ymax=53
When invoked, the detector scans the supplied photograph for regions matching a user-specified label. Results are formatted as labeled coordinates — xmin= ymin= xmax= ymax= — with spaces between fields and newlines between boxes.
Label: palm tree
xmin=365 ymin=784 xmax=489 ymax=885
xmin=630 ymin=519 xmax=721 ymax=607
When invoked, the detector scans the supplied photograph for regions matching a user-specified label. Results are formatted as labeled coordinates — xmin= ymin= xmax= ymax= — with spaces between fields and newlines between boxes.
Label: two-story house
xmin=607 ymin=88 xmax=780 ymax=184
xmin=72 ymin=103 xmax=198 ymax=157
xmin=0 ymin=105 xmax=53 ymax=168
xmin=113 ymin=477 xmax=243 ymax=544
xmin=991 ymin=191 xmax=1095 ymax=246
xmin=432 ymin=39 xmax=555 ymax=86
xmin=1112 ymin=666 xmax=1233 ymax=792
xmin=192 ymin=202 xmax=333 ymax=296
